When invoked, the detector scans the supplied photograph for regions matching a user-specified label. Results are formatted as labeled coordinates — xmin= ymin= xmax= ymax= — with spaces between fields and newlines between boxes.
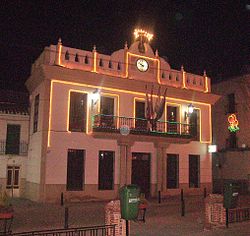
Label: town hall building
xmin=1 ymin=30 xmax=220 ymax=202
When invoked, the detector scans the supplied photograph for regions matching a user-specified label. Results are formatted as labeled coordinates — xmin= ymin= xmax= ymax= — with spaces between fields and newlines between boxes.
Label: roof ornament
xmin=134 ymin=29 xmax=153 ymax=54
xmin=124 ymin=41 xmax=128 ymax=50
xmin=155 ymin=49 xmax=159 ymax=57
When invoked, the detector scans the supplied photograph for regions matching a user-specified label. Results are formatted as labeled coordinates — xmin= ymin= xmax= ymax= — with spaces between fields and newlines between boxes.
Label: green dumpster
xmin=223 ymin=181 xmax=239 ymax=209
xmin=119 ymin=185 xmax=140 ymax=220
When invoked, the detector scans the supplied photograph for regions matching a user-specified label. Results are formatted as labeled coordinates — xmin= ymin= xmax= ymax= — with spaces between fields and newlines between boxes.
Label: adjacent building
xmin=212 ymin=67 xmax=250 ymax=193
xmin=3 ymin=30 xmax=220 ymax=202
xmin=0 ymin=90 xmax=29 ymax=197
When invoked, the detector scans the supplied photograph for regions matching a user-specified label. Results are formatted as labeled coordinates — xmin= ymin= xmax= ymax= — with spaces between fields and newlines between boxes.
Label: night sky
xmin=1 ymin=0 xmax=249 ymax=92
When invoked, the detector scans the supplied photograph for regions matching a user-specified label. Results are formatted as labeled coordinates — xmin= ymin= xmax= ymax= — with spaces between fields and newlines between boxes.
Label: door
xmin=135 ymin=101 xmax=147 ymax=131
xmin=189 ymin=109 xmax=200 ymax=140
xmin=132 ymin=152 xmax=150 ymax=198
xmin=189 ymin=155 xmax=200 ymax=188
xmin=6 ymin=166 xmax=20 ymax=197
xmin=167 ymin=154 xmax=179 ymax=189
xmin=66 ymin=149 xmax=85 ymax=191
xmin=100 ymin=96 xmax=115 ymax=128
xmin=6 ymin=124 xmax=21 ymax=154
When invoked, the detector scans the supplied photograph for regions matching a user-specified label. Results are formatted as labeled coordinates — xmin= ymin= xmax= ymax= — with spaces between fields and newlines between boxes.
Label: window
xmin=167 ymin=154 xmax=179 ymax=189
xmin=189 ymin=155 xmax=200 ymax=188
xmin=189 ymin=109 xmax=200 ymax=140
xmin=227 ymin=93 xmax=236 ymax=113
xmin=6 ymin=166 xmax=20 ymax=189
xmin=85 ymin=55 xmax=89 ymax=64
xmin=167 ymin=106 xmax=178 ymax=133
xmin=6 ymin=124 xmax=20 ymax=155
xmin=33 ymin=94 xmax=39 ymax=133
xmin=100 ymin=96 xmax=115 ymax=128
xmin=227 ymin=132 xmax=237 ymax=149
xmin=98 ymin=151 xmax=114 ymax=190
xmin=75 ymin=53 xmax=79 ymax=62
xmin=65 ymin=51 xmax=69 ymax=60
xmin=66 ymin=149 xmax=85 ymax=191
xmin=135 ymin=101 xmax=147 ymax=130
xmin=69 ymin=92 xmax=87 ymax=132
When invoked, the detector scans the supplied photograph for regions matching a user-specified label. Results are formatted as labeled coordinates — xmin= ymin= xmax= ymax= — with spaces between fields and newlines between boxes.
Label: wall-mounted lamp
xmin=91 ymin=89 xmax=100 ymax=106
xmin=188 ymin=103 xmax=194 ymax=115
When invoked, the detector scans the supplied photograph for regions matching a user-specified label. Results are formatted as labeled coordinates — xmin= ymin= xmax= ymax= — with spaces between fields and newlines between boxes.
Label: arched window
xmin=65 ymin=51 xmax=70 ymax=60
xmin=162 ymin=72 xmax=165 ymax=78
xmin=117 ymin=62 xmax=121 ymax=70
xmin=75 ymin=53 xmax=79 ymax=62
xmin=85 ymin=55 xmax=89 ymax=64
xmin=99 ymin=59 xmax=103 ymax=67
xmin=108 ymin=60 xmax=112 ymax=69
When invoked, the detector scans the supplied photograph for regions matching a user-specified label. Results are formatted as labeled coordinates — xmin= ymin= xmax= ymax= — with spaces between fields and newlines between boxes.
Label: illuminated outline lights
xmin=134 ymin=29 xmax=153 ymax=41
xmin=228 ymin=114 xmax=240 ymax=132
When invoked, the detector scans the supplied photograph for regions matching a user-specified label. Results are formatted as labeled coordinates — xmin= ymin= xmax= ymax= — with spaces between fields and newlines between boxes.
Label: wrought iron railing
xmin=8 ymin=224 xmax=116 ymax=236
xmin=92 ymin=114 xmax=193 ymax=138
xmin=228 ymin=208 xmax=250 ymax=223
xmin=0 ymin=141 xmax=28 ymax=156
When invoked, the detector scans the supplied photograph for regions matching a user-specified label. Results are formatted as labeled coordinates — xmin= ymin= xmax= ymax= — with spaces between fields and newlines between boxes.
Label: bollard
xmin=204 ymin=187 xmax=207 ymax=199
xmin=158 ymin=191 xmax=161 ymax=204
xmin=64 ymin=207 xmax=69 ymax=229
xmin=181 ymin=200 xmax=185 ymax=216
xmin=226 ymin=208 xmax=229 ymax=228
xmin=61 ymin=192 xmax=64 ymax=206
xmin=126 ymin=220 xmax=129 ymax=236
xmin=181 ymin=189 xmax=184 ymax=201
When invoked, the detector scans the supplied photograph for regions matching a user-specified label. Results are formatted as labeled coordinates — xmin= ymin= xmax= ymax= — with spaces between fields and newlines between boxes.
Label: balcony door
xmin=189 ymin=109 xmax=200 ymax=140
xmin=100 ymin=96 xmax=115 ymax=128
xmin=167 ymin=106 xmax=178 ymax=133
xmin=6 ymin=124 xmax=20 ymax=155
xmin=135 ymin=101 xmax=147 ymax=131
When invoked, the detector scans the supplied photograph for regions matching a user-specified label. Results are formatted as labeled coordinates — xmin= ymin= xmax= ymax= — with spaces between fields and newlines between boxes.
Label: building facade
xmin=0 ymin=90 xmax=29 ymax=197
xmin=212 ymin=69 xmax=250 ymax=193
xmin=23 ymin=31 xmax=219 ymax=202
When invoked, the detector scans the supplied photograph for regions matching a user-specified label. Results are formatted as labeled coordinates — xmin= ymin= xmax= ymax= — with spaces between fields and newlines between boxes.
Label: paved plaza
xmin=3 ymin=196 xmax=250 ymax=235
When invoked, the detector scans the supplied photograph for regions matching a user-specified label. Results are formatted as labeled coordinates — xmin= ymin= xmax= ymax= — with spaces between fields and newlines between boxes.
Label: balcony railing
xmin=92 ymin=114 xmax=193 ymax=138
xmin=0 ymin=140 xmax=28 ymax=156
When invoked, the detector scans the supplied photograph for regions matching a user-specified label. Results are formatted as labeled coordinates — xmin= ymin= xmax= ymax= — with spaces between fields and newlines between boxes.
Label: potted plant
xmin=0 ymin=191 xmax=13 ymax=219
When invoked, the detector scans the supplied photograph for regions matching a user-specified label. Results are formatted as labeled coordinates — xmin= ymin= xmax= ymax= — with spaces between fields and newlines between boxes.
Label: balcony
xmin=92 ymin=114 xmax=194 ymax=142
xmin=0 ymin=141 xmax=28 ymax=156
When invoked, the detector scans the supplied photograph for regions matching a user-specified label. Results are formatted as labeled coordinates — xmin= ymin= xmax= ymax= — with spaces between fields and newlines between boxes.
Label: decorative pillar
xmin=118 ymin=139 xmax=133 ymax=187
xmin=124 ymin=41 xmax=128 ymax=78
xmin=55 ymin=38 xmax=62 ymax=65
xmin=181 ymin=65 xmax=186 ymax=89
xmin=154 ymin=142 xmax=169 ymax=194
xmin=92 ymin=45 xmax=97 ymax=72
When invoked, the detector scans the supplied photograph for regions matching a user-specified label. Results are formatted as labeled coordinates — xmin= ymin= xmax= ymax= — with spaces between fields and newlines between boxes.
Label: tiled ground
xmin=1 ymin=195 xmax=250 ymax=235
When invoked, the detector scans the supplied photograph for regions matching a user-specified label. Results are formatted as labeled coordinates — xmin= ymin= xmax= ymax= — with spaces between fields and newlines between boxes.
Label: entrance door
xmin=132 ymin=152 xmax=150 ymax=198
xmin=6 ymin=166 xmax=20 ymax=197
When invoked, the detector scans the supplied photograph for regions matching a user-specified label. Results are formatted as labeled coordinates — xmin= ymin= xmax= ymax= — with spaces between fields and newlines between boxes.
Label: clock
xmin=136 ymin=58 xmax=149 ymax=72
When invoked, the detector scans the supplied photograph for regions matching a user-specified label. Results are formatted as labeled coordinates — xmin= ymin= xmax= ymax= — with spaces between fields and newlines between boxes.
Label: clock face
xmin=136 ymin=58 xmax=149 ymax=72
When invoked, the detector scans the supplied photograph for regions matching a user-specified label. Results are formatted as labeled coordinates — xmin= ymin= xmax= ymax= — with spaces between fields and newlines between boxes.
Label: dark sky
xmin=1 ymin=0 xmax=249 ymax=92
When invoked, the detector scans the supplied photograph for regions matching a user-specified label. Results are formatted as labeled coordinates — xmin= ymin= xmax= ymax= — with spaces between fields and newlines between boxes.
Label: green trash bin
xmin=223 ymin=181 xmax=239 ymax=209
xmin=119 ymin=184 xmax=140 ymax=220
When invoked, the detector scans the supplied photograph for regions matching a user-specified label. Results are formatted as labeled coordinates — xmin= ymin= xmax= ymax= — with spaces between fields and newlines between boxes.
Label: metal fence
xmin=0 ymin=141 xmax=28 ymax=156
xmin=92 ymin=114 xmax=193 ymax=138
xmin=229 ymin=207 xmax=250 ymax=223
xmin=2 ymin=225 xmax=116 ymax=236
